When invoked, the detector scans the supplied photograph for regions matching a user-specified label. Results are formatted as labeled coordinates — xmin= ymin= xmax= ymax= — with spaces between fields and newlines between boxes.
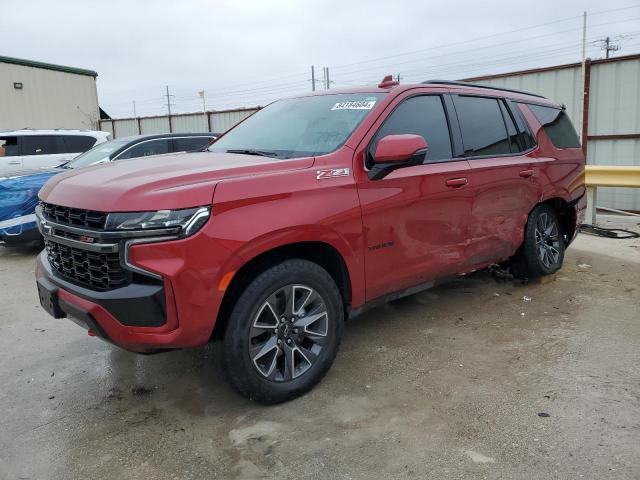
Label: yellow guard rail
xmin=585 ymin=165 xmax=640 ymax=224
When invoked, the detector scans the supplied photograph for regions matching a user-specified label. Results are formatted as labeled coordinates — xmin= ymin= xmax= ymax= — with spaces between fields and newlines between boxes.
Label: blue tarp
xmin=0 ymin=169 xmax=60 ymax=237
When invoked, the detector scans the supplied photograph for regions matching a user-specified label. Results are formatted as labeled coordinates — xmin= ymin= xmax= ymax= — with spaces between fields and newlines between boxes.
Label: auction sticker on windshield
xmin=331 ymin=100 xmax=376 ymax=110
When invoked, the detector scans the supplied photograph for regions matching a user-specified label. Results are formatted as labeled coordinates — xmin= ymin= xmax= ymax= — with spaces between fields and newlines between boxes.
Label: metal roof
xmin=0 ymin=55 xmax=98 ymax=77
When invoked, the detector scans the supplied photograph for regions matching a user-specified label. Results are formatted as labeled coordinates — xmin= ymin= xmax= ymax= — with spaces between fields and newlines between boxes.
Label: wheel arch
xmin=538 ymin=197 xmax=577 ymax=245
xmin=212 ymin=240 xmax=354 ymax=341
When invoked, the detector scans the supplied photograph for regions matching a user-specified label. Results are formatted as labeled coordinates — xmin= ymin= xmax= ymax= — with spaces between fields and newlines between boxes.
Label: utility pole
xmin=311 ymin=66 xmax=316 ymax=91
xmin=581 ymin=11 xmax=587 ymax=142
xmin=596 ymin=36 xmax=621 ymax=58
xmin=133 ymin=100 xmax=137 ymax=117
xmin=396 ymin=74 xmax=401 ymax=83
xmin=581 ymin=11 xmax=587 ymax=66
xmin=165 ymin=85 xmax=175 ymax=132
xmin=165 ymin=85 xmax=174 ymax=116
xmin=323 ymin=67 xmax=331 ymax=90
xmin=199 ymin=90 xmax=206 ymax=113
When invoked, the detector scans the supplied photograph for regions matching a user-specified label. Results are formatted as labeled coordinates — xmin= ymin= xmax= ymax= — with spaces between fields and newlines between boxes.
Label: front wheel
xmin=221 ymin=259 xmax=344 ymax=404
xmin=512 ymin=204 xmax=565 ymax=278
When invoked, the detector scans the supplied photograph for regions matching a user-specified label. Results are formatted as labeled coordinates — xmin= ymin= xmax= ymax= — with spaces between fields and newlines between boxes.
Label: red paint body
xmin=37 ymin=84 xmax=586 ymax=352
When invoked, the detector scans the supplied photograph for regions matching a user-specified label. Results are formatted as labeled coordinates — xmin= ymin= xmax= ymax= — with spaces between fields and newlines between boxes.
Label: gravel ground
xmin=1 ymin=216 xmax=639 ymax=480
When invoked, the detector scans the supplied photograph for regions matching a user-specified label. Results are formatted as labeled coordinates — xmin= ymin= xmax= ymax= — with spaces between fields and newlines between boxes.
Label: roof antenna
xmin=378 ymin=75 xmax=399 ymax=88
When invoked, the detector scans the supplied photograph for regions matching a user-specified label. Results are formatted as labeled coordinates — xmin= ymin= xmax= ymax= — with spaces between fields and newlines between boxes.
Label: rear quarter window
xmin=64 ymin=135 xmax=98 ymax=153
xmin=527 ymin=104 xmax=581 ymax=149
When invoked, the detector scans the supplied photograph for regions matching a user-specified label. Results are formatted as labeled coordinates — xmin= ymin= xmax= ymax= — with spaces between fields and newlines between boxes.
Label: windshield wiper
xmin=226 ymin=149 xmax=280 ymax=158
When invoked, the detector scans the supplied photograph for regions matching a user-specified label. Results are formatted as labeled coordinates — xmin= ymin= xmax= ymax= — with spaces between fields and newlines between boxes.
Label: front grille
xmin=42 ymin=202 xmax=107 ymax=230
xmin=45 ymin=240 xmax=129 ymax=290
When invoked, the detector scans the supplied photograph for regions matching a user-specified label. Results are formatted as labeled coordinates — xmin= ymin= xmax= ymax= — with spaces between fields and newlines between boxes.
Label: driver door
xmin=355 ymin=93 xmax=473 ymax=301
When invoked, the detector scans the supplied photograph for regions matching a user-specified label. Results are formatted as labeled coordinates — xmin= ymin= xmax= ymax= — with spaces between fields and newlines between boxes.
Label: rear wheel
xmin=513 ymin=204 xmax=565 ymax=278
xmin=221 ymin=259 xmax=343 ymax=404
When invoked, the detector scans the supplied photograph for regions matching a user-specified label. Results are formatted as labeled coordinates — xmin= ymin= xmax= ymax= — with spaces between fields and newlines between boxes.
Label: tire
xmin=221 ymin=259 xmax=344 ymax=404
xmin=512 ymin=204 xmax=565 ymax=279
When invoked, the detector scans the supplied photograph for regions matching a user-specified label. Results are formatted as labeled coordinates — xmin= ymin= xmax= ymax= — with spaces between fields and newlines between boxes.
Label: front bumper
xmin=36 ymin=251 xmax=177 ymax=352
xmin=0 ymin=214 xmax=40 ymax=245
xmin=34 ymin=208 xmax=240 ymax=353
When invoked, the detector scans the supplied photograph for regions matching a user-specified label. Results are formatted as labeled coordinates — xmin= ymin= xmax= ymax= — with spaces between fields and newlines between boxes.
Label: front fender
xmin=210 ymin=167 xmax=366 ymax=307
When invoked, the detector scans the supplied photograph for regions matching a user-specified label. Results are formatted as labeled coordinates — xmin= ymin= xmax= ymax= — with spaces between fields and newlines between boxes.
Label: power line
xmin=102 ymin=8 xmax=640 ymax=116
xmin=329 ymin=4 xmax=640 ymax=71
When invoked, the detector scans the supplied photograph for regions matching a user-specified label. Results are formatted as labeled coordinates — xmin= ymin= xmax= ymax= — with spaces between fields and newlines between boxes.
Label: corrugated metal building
xmin=0 ymin=55 xmax=100 ymax=130
xmin=466 ymin=53 xmax=640 ymax=211
xmin=98 ymin=107 xmax=259 ymax=139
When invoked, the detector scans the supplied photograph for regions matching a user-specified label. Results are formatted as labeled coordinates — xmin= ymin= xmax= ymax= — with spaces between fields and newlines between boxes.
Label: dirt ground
xmin=1 ymin=216 xmax=639 ymax=480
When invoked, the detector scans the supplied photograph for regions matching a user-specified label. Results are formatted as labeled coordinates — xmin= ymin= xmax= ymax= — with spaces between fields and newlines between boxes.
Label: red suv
xmin=35 ymin=78 xmax=586 ymax=403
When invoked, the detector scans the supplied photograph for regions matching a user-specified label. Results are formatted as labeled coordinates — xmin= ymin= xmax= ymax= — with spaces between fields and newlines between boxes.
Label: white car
xmin=0 ymin=129 xmax=110 ymax=176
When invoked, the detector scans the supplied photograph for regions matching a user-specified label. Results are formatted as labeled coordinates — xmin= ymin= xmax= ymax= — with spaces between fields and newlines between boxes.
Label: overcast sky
xmin=3 ymin=0 xmax=639 ymax=117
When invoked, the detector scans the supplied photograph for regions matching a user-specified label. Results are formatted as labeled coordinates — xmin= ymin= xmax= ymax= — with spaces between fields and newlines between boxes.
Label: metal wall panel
xmin=100 ymin=120 xmax=114 ymax=138
xmin=113 ymin=119 xmax=138 ymax=138
xmin=103 ymin=108 xmax=259 ymax=139
xmin=211 ymin=109 xmax=257 ymax=133
xmin=172 ymin=114 xmax=208 ymax=133
xmin=474 ymin=66 xmax=583 ymax=124
xmin=139 ymin=116 xmax=170 ymax=135
xmin=588 ymin=59 xmax=640 ymax=136
xmin=0 ymin=62 xmax=99 ymax=130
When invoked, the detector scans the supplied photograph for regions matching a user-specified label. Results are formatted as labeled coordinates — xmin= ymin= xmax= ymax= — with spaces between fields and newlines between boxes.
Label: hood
xmin=0 ymin=169 xmax=60 ymax=222
xmin=39 ymin=151 xmax=315 ymax=212
xmin=0 ymin=166 xmax=63 ymax=181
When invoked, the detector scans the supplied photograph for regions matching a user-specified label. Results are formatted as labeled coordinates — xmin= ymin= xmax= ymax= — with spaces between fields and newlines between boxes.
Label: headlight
xmin=105 ymin=206 xmax=210 ymax=237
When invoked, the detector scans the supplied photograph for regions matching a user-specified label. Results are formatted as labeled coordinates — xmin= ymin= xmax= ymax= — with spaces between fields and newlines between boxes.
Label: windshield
xmin=209 ymin=93 xmax=385 ymax=159
xmin=65 ymin=138 xmax=130 ymax=169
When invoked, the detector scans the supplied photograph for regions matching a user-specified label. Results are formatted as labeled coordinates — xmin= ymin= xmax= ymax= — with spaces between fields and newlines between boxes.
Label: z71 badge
xmin=316 ymin=168 xmax=350 ymax=180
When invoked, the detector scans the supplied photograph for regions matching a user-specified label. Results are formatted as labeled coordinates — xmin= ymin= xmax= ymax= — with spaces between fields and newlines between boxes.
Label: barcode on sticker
xmin=331 ymin=101 xmax=376 ymax=110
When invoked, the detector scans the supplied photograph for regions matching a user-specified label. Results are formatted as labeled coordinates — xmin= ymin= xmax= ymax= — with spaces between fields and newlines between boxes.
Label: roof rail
xmin=421 ymin=80 xmax=546 ymax=99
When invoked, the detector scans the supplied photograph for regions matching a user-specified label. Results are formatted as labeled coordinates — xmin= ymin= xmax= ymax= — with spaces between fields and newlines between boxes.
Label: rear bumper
xmin=569 ymin=191 xmax=588 ymax=244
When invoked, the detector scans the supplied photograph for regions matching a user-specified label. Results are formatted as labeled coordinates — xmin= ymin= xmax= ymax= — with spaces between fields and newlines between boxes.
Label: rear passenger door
xmin=357 ymin=94 xmax=473 ymax=300
xmin=451 ymin=95 xmax=540 ymax=268
xmin=19 ymin=135 xmax=68 ymax=170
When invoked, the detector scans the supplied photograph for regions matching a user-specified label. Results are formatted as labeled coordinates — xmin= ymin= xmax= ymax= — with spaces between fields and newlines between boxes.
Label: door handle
xmin=519 ymin=169 xmax=534 ymax=178
xmin=445 ymin=177 xmax=468 ymax=188
xmin=8 ymin=160 xmax=21 ymax=165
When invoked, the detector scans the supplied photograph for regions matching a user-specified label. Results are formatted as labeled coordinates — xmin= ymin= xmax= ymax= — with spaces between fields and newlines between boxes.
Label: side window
xmin=20 ymin=135 xmax=62 ymax=156
xmin=172 ymin=137 xmax=212 ymax=152
xmin=527 ymin=104 xmax=581 ymax=149
xmin=499 ymin=101 xmax=521 ymax=153
xmin=511 ymin=103 xmax=536 ymax=150
xmin=0 ymin=136 xmax=20 ymax=156
xmin=116 ymin=139 xmax=170 ymax=160
xmin=64 ymin=135 xmax=98 ymax=153
xmin=370 ymin=95 xmax=452 ymax=164
xmin=453 ymin=96 xmax=511 ymax=157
